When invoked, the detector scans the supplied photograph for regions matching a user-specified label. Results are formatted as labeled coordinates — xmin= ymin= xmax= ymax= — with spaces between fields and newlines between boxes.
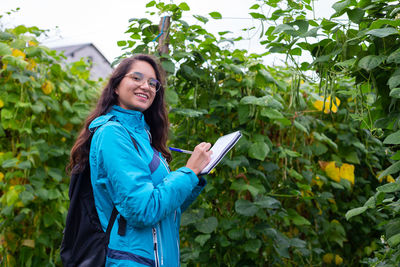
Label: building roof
xmin=53 ymin=43 xmax=112 ymax=66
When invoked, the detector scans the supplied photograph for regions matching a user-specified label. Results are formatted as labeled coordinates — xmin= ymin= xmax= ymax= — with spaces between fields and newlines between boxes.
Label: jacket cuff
xmin=177 ymin=167 xmax=199 ymax=188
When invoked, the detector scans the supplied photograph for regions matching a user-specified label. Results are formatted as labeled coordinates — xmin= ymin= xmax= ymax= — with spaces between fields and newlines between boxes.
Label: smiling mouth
xmin=135 ymin=93 xmax=149 ymax=99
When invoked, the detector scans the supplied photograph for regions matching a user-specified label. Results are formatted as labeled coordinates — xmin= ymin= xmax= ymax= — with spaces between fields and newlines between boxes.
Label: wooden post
xmin=157 ymin=16 xmax=171 ymax=55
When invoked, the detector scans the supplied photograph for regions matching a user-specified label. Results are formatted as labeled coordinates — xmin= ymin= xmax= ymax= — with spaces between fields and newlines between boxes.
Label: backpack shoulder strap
xmin=106 ymin=207 xmax=119 ymax=243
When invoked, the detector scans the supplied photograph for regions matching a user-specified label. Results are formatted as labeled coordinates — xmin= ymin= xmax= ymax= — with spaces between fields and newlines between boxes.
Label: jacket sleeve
xmin=180 ymin=177 xmax=207 ymax=212
xmin=93 ymin=124 xmax=199 ymax=228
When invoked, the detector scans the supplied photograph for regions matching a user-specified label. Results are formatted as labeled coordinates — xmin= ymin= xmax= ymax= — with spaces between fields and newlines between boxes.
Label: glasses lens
xmin=149 ymin=78 xmax=161 ymax=92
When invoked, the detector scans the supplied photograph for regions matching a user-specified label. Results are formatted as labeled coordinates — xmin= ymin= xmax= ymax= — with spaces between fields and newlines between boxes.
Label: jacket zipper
xmin=157 ymin=223 xmax=164 ymax=265
xmin=152 ymin=227 xmax=160 ymax=267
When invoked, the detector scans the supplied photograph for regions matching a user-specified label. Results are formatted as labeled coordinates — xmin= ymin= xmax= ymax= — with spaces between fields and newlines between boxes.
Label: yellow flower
xmin=387 ymin=175 xmax=395 ymax=183
xmin=0 ymin=172 xmax=4 ymax=182
xmin=27 ymin=59 xmax=37 ymax=70
xmin=28 ymin=40 xmax=38 ymax=47
xmin=11 ymin=48 xmax=26 ymax=60
xmin=323 ymin=253 xmax=334 ymax=264
xmin=325 ymin=161 xmax=340 ymax=182
xmin=335 ymin=254 xmax=343 ymax=265
xmin=312 ymin=176 xmax=324 ymax=188
xmin=313 ymin=96 xmax=341 ymax=114
xmin=0 ymin=99 xmax=4 ymax=108
xmin=339 ymin=163 xmax=355 ymax=185
xmin=61 ymin=137 xmax=67 ymax=142
xmin=41 ymin=80 xmax=54 ymax=95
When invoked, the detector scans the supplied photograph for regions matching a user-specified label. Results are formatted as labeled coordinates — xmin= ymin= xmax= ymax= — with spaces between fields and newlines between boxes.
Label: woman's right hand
xmin=185 ymin=142 xmax=213 ymax=176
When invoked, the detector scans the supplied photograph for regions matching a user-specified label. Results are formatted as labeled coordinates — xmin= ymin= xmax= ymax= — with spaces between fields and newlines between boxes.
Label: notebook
xmin=199 ymin=131 xmax=242 ymax=175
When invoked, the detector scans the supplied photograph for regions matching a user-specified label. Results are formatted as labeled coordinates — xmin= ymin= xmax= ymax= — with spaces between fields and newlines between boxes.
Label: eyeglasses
xmin=125 ymin=72 xmax=161 ymax=92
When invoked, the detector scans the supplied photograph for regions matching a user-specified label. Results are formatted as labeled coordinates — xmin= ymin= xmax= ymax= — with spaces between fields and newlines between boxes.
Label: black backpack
xmin=60 ymin=134 xmax=137 ymax=267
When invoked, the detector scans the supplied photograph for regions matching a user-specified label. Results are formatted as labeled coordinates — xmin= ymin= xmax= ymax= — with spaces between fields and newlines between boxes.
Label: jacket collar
xmin=89 ymin=105 xmax=149 ymax=132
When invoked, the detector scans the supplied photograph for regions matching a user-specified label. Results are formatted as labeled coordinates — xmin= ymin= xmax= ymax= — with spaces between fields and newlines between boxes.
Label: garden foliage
xmin=0 ymin=0 xmax=399 ymax=266
xmin=0 ymin=23 xmax=98 ymax=265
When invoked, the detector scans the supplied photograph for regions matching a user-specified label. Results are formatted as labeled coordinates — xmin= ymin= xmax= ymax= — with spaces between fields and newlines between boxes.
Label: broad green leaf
xmin=363 ymin=196 xmax=376 ymax=208
xmin=178 ymin=2 xmax=190 ymax=11
xmin=390 ymin=88 xmax=400 ymax=98
xmin=161 ymin=60 xmax=175 ymax=74
xmin=388 ymin=73 xmax=400 ymax=89
xmin=2 ymin=158 xmax=18 ymax=168
xmin=313 ymin=132 xmax=338 ymax=150
xmin=378 ymin=161 xmax=400 ymax=180
xmin=260 ymin=108 xmax=283 ymax=119
xmin=0 ymin=43 xmax=12 ymax=56
xmin=171 ymin=108 xmax=207 ymax=117
xmin=165 ymin=88 xmax=179 ymax=105
xmin=249 ymin=142 xmax=269 ymax=161
xmin=228 ymin=228 xmax=244 ymax=240
xmin=345 ymin=206 xmax=368 ymax=220
xmin=243 ymin=239 xmax=261 ymax=253
xmin=288 ymin=209 xmax=311 ymax=225
xmin=370 ymin=19 xmax=400 ymax=29
xmin=209 ymin=12 xmax=222 ymax=19
xmin=145 ymin=0 xmax=156 ymax=7
xmin=250 ymin=4 xmax=260 ymax=9
xmin=387 ymin=233 xmax=400 ymax=247
xmin=293 ymin=120 xmax=309 ymax=135
xmin=358 ymin=55 xmax=386 ymax=71
xmin=383 ymin=130 xmax=400 ymax=145
xmin=386 ymin=219 xmax=400 ymax=239
xmin=272 ymin=24 xmax=295 ymax=35
xmin=347 ymin=8 xmax=364 ymax=24
xmin=387 ymin=49 xmax=400 ymax=64
xmin=366 ymin=28 xmax=399 ymax=38
xmin=249 ymin=12 xmax=266 ymax=19
xmin=194 ymin=217 xmax=218 ymax=233
xmin=332 ymin=0 xmax=351 ymax=14
xmin=48 ymin=168 xmax=63 ymax=182
xmin=235 ymin=199 xmax=259 ymax=216
xmin=194 ymin=234 xmax=210 ymax=246
xmin=377 ymin=182 xmax=400 ymax=193
xmin=254 ymin=195 xmax=281 ymax=209
xmin=193 ymin=15 xmax=209 ymax=24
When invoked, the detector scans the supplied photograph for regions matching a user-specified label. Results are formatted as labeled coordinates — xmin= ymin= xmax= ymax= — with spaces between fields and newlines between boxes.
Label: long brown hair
xmin=67 ymin=54 xmax=172 ymax=174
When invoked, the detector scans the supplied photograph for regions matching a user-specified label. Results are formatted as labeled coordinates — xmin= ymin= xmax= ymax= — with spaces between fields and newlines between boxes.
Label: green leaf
xmin=387 ymin=233 xmax=400 ymax=247
xmin=384 ymin=130 xmax=400 ymax=145
xmin=235 ymin=199 xmax=259 ymax=216
xmin=378 ymin=161 xmax=400 ymax=180
xmin=249 ymin=142 xmax=269 ymax=161
xmin=347 ymin=8 xmax=364 ymax=24
xmin=193 ymin=15 xmax=209 ymax=24
xmin=243 ymin=239 xmax=262 ymax=253
xmin=209 ymin=12 xmax=222 ymax=19
xmin=358 ymin=55 xmax=386 ymax=71
xmin=260 ymin=108 xmax=284 ymax=119
xmin=194 ymin=216 xmax=218 ymax=233
xmin=48 ymin=168 xmax=63 ymax=182
xmin=370 ymin=19 xmax=400 ymax=29
xmin=249 ymin=12 xmax=266 ymax=19
xmin=2 ymin=158 xmax=18 ymax=168
xmin=332 ymin=0 xmax=351 ymax=14
xmin=0 ymin=43 xmax=12 ymax=56
xmin=377 ymin=182 xmax=400 ymax=193
xmin=293 ymin=120 xmax=309 ymax=135
xmin=390 ymin=88 xmax=400 ymax=98
xmin=178 ymin=2 xmax=190 ymax=11
xmin=388 ymin=73 xmax=400 ymax=89
xmin=288 ymin=209 xmax=311 ymax=225
xmin=161 ymin=60 xmax=175 ymax=74
xmin=387 ymin=49 xmax=400 ymax=64
xmin=345 ymin=206 xmax=368 ymax=220
xmin=165 ymin=88 xmax=179 ymax=105
xmin=363 ymin=196 xmax=376 ymax=209
xmin=146 ymin=0 xmax=156 ymax=7
xmin=366 ymin=28 xmax=399 ymax=38
xmin=250 ymin=4 xmax=260 ymax=9
xmin=194 ymin=234 xmax=210 ymax=246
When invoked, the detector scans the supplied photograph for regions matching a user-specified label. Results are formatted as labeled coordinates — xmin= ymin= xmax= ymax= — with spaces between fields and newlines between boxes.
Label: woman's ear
xmin=114 ymin=88 xmax=119 ymax=96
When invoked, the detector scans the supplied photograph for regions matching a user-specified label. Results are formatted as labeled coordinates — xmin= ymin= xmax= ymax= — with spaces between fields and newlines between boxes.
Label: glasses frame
xmin=125 ymin=71 xmax=162 ymax=93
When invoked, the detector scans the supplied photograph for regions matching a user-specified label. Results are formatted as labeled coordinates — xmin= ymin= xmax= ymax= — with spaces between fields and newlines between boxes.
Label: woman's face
xmin=115 ymin=60 xmax=159 ymax=112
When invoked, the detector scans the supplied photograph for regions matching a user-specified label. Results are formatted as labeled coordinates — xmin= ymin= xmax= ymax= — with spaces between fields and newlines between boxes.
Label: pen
xmin=169 ymin=147 xmax=193 ymax=154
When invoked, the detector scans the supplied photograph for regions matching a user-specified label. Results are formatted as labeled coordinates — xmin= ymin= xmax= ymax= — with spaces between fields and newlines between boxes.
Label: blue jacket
xmin=89 ymin=105 xmax=206 ymax=266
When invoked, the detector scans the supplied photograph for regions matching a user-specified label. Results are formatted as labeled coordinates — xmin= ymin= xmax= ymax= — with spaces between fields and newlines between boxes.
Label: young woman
xmin=68 ymin=54 xmax=212 ymax=266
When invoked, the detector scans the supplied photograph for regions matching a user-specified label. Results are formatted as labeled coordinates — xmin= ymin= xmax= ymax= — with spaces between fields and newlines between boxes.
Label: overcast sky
xmin=1 ymin=0 xmax=337 ymax=64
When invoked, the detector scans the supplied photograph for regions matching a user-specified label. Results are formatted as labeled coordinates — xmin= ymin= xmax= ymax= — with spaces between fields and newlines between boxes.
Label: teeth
xmin=136 ymin=93 xmax=148 ymax=99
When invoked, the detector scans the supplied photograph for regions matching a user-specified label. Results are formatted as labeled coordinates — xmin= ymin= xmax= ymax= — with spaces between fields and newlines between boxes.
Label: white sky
xmin=1 ymin=0 xmax=337 ymax=64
